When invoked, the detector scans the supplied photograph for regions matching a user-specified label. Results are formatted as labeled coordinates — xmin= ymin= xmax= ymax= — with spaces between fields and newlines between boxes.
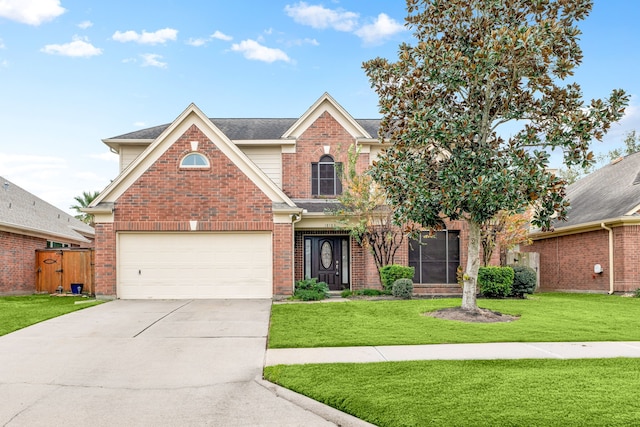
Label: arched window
xmin=180 ymin=152 xmax=209 ymax=168
xmin=311 ymin=154 xmax=342 ymax=196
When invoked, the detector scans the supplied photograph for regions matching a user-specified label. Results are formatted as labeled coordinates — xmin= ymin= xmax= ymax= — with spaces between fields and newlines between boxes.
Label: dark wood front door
xmin=305 ymin=236 xmax=349 ymax=291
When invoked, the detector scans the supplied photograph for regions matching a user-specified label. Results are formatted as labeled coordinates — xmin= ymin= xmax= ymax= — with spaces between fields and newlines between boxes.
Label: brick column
xmin=94 ymin=223 xmax=116 ymax=298
xmin=273 ymin=222 xmax=294 ymax=296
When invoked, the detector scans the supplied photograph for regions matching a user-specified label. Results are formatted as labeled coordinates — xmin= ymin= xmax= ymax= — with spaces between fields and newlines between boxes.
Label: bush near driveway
xmin=268 ymin=293 xmax=640 ymax=348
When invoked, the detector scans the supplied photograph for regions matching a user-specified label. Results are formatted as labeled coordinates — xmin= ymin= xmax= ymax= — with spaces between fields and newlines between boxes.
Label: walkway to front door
xmin=304 ymin=236 xmax=350 ymax=290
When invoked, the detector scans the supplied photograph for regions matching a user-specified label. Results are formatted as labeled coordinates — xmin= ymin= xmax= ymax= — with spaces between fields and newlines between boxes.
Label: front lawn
xmin=269 ymin=293 xmax=640 ymax=348
xmin=264 ymin=358 xmax=640 ymax=427
xmin=0 ymin=294 xmax=102 ymax=336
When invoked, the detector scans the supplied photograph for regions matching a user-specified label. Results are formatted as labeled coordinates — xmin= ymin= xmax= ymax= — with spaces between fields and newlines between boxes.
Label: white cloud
xmin=112 ymin=28 xmax=178 ymax=45
xmin=77 ymin=20 xmax=93 ymax=29
xmin=41 ymin=36 xmax=102 ymax=58
xmin=211 ymin=30 xmax=232 ymax=41
xmin=0 ymin=0 xmax=65 ymax=26
xmin=88 ymin=152 xmax=118 ymax=162
xmin=285 ymin=2 xmax=359 ymax=32
xmin=0 ymin=153 xmax=67 ymax=176
xmin=288 ymin=37 xmax=319 ymax=47
xmin=133 ymin=121 xmax=146 ymax=127
xmin=0 ymin=38 xmax=5 ymax=49
xmin=0 ymin=59 xmax=8 ymax=68
xmin=355 ymin=13 xmax=405 ymax=45
xmin=186 ymin=37 xmax=207 ymax=47
xmin=140 ymin=53 xmax=167 ymax=68
xmin=186 ymin=30 xmax=232 ymax=47
xmin=231 ymin=39 xmax=291 ymax=63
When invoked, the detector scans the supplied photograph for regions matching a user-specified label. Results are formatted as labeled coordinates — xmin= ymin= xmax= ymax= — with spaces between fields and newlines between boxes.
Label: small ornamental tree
xmin=481 ymin=209 xmax=533 ymax=267
xmin=364 ymin=0 xmax=628 ymax=312
xmin=329 ymin=144 xmax=406 ymax=280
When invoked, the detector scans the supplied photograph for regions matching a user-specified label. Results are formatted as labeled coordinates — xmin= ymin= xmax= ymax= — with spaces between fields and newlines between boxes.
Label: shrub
xmin=359 ymin=288 xmax=388 ymax=296
xmin=392 ymin=278 xmax=413 ymax=299
xmin=294 ymin=278 xmax=329 ymax=301
xmin=380 ymin=265 xmax=415 ymax=291
xmin=509 ymin=265 xmax=537 ymax=298
xmin=478 ymin=266 xmax=514 ymax=298
xmin=340 ymin=289 xmax=353 ymax=298
xmin=634 ymin=288 xmax=640 ymax=298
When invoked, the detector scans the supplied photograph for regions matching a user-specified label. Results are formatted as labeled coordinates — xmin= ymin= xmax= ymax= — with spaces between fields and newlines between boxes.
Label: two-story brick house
xmin=88 ymin=93 xmax=469 ymax=299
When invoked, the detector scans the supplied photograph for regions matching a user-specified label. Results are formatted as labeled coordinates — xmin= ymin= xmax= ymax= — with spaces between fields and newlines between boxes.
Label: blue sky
xmin=0 ymin=0 xmax=639 ymax=214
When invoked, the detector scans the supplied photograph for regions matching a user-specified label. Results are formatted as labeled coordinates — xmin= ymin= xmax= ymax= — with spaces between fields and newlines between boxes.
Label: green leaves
xmin=364 ymin=0 xmax=628 ymax=234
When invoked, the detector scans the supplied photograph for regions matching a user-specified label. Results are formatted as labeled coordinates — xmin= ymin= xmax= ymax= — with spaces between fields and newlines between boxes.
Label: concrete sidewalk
xmin=265 ymin=341 xmax=640 ymax=366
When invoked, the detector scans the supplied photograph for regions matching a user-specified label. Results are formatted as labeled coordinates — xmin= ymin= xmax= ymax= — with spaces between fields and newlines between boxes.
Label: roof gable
xmin=91 ymin=103 xmax=296 ymax=208
xmin=0 ymin=177 xmax=94 ymax=243
xmin=559 ymin=152 xmax=640 ymax=228
xmin=282 ymin=92 xmax=373 ymax=140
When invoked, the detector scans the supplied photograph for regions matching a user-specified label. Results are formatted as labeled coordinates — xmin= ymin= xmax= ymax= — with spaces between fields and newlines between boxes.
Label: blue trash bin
xmin=71 ymin=283 xmax=83 ymax=294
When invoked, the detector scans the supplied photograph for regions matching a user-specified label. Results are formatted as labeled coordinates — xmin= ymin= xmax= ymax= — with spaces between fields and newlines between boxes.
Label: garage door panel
xmin=118 ymin=233 xmax=272 ymax=299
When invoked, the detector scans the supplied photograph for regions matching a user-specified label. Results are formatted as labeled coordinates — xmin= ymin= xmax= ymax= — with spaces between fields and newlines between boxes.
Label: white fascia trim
xmin=529 ymin=216 xmax=640 ymax=240
xmin=90 ymin=103 xmax=296 ymax=208
xmin=0 ymin=223 xmax=91 ymax=244
xmin=282 ymin=92 xmax=372 ymax=139
xmin=624 ymin=203 xmax=640 ymax=217
xmin=102 ymin=138 xmax=154 ymax=153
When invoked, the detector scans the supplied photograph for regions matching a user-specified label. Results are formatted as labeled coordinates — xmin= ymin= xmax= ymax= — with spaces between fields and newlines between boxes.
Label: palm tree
xmin=70 ymin=191 xmax=100 ymax=225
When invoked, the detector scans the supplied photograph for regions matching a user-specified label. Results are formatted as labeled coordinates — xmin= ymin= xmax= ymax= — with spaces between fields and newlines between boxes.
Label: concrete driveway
xmin=0 ymin=299 xmax=353 ymax=427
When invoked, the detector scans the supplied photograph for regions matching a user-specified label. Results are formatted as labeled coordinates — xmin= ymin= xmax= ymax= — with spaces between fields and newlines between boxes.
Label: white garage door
xmin=118 ymin=232 xmax=272 ymax=299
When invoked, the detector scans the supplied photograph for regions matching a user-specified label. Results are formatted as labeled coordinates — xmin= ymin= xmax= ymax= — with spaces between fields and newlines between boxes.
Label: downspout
xmin=600 ymin=223 xmax=614 ymax=294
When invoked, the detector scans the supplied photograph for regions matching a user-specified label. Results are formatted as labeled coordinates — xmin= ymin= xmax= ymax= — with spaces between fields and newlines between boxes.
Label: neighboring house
xmin=87 ymin=93 xmax=471 ymax=299
xmin=0 ymin=177 xmax=95 ymax=294
xmin=524 ymin=152 xmax=640 ymax=293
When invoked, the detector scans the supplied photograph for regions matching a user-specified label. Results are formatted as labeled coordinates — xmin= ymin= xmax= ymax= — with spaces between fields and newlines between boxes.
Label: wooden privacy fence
xmin=36 ymin=249 xmax=95 ymax=295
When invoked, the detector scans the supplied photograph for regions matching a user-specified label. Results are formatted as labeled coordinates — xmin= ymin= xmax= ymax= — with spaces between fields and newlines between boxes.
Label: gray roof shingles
xmin=559 ymin=151 xmax=640 ymax=228
xmin=0 ymin=176 xmax=94 ymax=243
xmin=108 ymin=118 xmax=382 ymax=141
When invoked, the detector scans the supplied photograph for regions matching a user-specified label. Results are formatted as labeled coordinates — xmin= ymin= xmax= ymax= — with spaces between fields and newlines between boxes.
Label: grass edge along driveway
xmin=267 ymin=293 xmax=640 ymax=426
xmin=264 ymin=358 xmax=640 ymax=427
xmin=0 ymin=294 xmax=103 ymax=336
xmin=268 ymin=293 xmax=640 ymax=348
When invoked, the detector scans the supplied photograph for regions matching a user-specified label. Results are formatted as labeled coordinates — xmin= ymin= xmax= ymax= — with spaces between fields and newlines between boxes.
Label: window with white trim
xmin=180 ymin=153 xmax=209 ymax=168
xmin=311 ymin=155 xmax=342 ymax=196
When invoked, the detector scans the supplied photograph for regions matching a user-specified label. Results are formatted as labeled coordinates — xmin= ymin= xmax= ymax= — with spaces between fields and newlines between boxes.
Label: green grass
xmin=264 ymin=358 xmax=640 ymax=426
xmin=269 ymin=293 xmax=640 ymax=348
xmin=0 ymin=294 xmax=102 ymax=336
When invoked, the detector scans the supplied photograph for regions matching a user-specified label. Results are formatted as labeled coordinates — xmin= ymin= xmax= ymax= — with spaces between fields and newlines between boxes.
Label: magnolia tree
xmin=364 ymin=0 xmax=628 ymax=311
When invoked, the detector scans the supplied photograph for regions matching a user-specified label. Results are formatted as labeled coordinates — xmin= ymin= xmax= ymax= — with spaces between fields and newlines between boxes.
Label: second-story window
xmin=311 ymin=155 xmax=342 ymax=196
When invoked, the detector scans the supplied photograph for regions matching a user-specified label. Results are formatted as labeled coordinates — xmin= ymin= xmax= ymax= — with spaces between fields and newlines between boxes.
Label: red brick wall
xmin=524 ymin=229 xmax=611 ymax=292
xmin=94 ymin=223 xmax=116 ymax=297
xmin=274 ymin=223 xmax=294 ymax=295
xmin=525 ymin=226 xmax=640 ymax=293
xmin=115 ymin=125 xmax=272 ymax=223
xmin=0 ymin=231 xmax=46 ymax=294
xmin=95 ymin=124 xmax=277 ymax=297
xmin=282 ymin=112 xmax=363 ymax=199
xmin=614 ymin=225 xmax=640 ymax=292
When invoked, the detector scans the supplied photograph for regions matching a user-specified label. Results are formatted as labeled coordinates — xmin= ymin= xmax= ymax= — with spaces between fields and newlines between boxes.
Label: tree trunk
xmin=462 ymin=220 xmax=481 ymax=311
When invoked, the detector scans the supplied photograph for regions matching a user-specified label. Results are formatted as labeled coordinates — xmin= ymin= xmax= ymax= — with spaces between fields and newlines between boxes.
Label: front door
xmin=305 ymin=236 xmax=350 ymax=291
